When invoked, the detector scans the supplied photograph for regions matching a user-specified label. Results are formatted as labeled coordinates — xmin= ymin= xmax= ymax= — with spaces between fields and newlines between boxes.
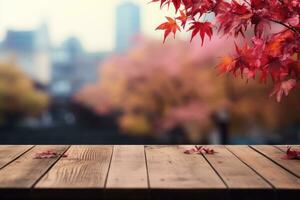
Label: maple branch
xmin=242 ymin=0 xmax=251 ymax=7
xmin=153 ymin=0 xmax=300 ymax=101
xmin=268 ymin=18 xmax=300 ymax=35
xmin=209 ymin=3 xmax=218 ymax=14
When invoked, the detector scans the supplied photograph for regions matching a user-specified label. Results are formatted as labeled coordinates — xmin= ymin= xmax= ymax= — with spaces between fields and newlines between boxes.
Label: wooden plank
xmin=145 ymin=145 xmax=225 ymax=189
xmin=0 ymin=145 xmax=298 ymax=200
xmin=35 ymin=145 xmax=113 ymax=188
xmin=227 ymin=145 xmax=300 ymax=189
xmin=251 ymin=145 xmax=300 ymax=178
xmin=146 ymin=145 xmax=227 ymax=200
xmin=106 ymin=145 xmax=148 ymax=189
xmin=0 ymin=145 xmax=68 ymax=188
xmin=203 ymin=145 xmax=271 ymax=189
xmin=0 ymin=145 xmax=33 ymax=169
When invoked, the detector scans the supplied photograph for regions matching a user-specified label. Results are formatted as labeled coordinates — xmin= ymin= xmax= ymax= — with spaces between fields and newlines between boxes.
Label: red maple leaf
xmin=150 ymin=0 xmax=168 ymax=9
xmin=217 ymin=1 xmax=252 ymax=37
xmin=34 ymin=150 xmax=68 ymax=159
xmin=156 ymin=17 xmax=180 ymax=43
xmin=283 ymin=146 xmax=300 ymax=160
xmin=176 ymin=10 xmax=188 ymax=28
xmin=217 ymin=56 xmax=235 ymax=75
xmin=151 ymin=0 xmax=181 ymax=12
xmin=184 ymin=145 xmax=215 ymax=155
xmin=171 ymin=0 xmax=181 ymax=13
xmin=188 ymin=21 xmax=213 ymax=45
xmin=269 ymin=79 xmax=297 ymax=102
xmin=251 ymin=0 xmax=265 ymax=9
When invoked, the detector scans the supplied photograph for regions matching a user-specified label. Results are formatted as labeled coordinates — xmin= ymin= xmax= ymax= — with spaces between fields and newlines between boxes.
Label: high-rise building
xmin=116 ymin=2 xmax=140 ymax=52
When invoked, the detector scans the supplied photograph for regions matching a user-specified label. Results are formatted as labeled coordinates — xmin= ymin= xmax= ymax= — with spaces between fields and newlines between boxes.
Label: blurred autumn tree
xmin=0 ymin=62 xmax=49 ymax=126
xmin=76 ymin=38 xmax=300 ymax=142
xmin=76 ymin=39 xmax=228 ymax=142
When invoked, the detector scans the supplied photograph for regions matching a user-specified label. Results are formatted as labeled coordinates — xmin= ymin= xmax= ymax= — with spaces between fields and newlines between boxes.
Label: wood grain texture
xmin=0 ymin=145 xmax=68 ymax=188
xmin=106 ymin=145 xmax=148 ymax=189
xmin=227 ymin=145 xmax=300 ymax=189
xmin=204 ymin=145 xmax=271 ymax=189
xmin=0 ymin=145 xmax=33 ymax=169
xmin=35 ymin=145 xmax=113 ymax=188
xmin=0 ymin=145 xmax=299 ymax=200
xmin=145 ymin=145 xmax=226 ymax=189
xmin=251 ymin=145 xmax=300 ymax=178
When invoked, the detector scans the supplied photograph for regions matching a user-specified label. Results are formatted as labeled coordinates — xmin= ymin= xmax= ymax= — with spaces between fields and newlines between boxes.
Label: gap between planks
xmin=31 ymin=145 xmax=71 ymax=188
xmin=0 ymin=145 xmax=35 ymax=170
xmin=1 ymin=145 xmax=299 ymax=192
xmin=104 ymin=145 xmax=115 ymax=189
xmin=203 ymin=145 xmax=271 ymax=189
xmin=228 ymin=145 xmax=300 ymax=189
xmin=250 ymin=145 xmax=300 ymax=179
xmin=35 ymin=145 xmax=113 ymax=188
xmin=0 ymin=145 xmax=69 ymax=188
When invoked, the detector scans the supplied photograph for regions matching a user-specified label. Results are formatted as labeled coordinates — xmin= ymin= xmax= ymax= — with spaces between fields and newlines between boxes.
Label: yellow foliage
xmin=118 ymin=114 xmax=152 ymax=135
xmin=0 ymin=62 xmax=49 ymax=123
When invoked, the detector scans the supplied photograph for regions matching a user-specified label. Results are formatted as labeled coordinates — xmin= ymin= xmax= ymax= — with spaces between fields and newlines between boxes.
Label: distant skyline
xmin=0 ymin=0 xmax=175 ymax=52
xmin=116 ymin=2 xmax=140 ymax=52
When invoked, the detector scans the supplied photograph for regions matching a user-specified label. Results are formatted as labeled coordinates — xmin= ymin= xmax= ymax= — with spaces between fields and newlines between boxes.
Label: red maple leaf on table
xmin=184 ymin=145 xmax=215 ymax=155
xmin=283 ymin=146 xmax=300 ymax=160
xmin=34 ymin=150 xmax=68 ymax=159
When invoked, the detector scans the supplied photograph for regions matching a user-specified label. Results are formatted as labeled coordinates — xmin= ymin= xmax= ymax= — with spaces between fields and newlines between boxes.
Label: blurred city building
xmin=116 ymin=2 xmax=140 ymax=52
xmin=0 ymin=2 xmax=142 ymax=129
xmin=0 ymin=24 xmax=110 ymax=128
xmin=49 ymin=36 xmax=109 ymax=126
xmin=50 ymin=36 xmax=109 ymax=98
xmin=0 ymin=23 xmax=51 ymax=84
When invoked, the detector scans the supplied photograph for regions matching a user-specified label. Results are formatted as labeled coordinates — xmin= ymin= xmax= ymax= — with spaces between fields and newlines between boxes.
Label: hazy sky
xmin=0 ymin=0 xmax=174 ymax=52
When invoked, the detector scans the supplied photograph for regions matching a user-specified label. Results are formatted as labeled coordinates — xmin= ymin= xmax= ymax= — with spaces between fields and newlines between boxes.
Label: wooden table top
xmin=0 ymin=145 xmax=299 ymax=200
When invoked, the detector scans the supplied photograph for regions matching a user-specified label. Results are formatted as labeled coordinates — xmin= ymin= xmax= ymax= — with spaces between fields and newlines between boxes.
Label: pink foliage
xmin=159 ymin=102 xmax=211 ymax=131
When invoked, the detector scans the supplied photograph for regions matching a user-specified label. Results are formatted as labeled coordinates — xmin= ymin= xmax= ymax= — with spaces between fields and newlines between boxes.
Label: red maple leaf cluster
xmin=34 ymin=150 xmax=68 ymax=159
xmin=153 ymin=0 xmax=300 ymax=101
xmin=184 ymin=145 xmax=215 ymax=154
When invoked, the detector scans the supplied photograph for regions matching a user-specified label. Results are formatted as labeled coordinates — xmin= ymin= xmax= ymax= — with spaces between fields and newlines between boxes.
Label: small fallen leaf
xmin=34 ymin=150 xmax=68 ymax=159
xmin=184 ymin=145 xmax=215 ymax=155
xmin=282 ymin=146 xmax=300 ymax=160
